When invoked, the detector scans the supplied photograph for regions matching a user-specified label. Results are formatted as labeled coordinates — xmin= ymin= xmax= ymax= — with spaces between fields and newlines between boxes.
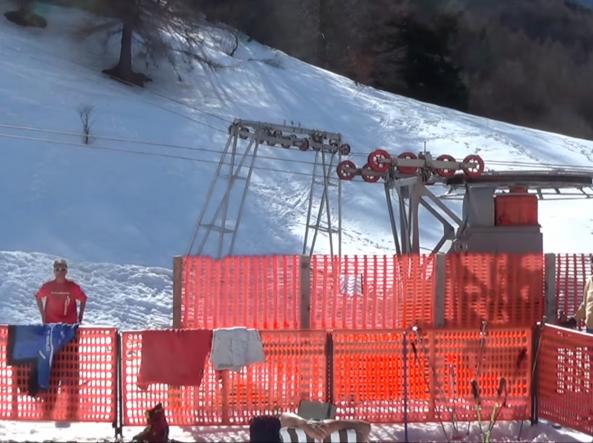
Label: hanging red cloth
xmin=138 ymin=329 xmax=212 ymax=386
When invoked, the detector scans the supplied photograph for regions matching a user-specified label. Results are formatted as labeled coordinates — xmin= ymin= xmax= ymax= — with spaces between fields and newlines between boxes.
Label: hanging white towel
xmin=211 ymin=327 xmax=265 ymax=371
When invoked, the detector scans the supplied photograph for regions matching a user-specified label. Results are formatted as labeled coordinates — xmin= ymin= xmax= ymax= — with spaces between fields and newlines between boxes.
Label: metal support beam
xmin=382 ymin=175 xmax=465 ymax=254
xmin=303 ymin=150 xmax=342 ymax=257
xmin=544 ymin=254 xmax=557 ymax=323
xmin=190 ymin=119 xmax=347 ymax=258
xmin=188 ymin=124 xmax=259 ymax=258
xmin=172 ymin=256 xmax=183 ymax=328
xmin=384 ymin=180 xmax=402 ymax=255
xmin=300 ymin=255 xmax=311 ymax=329
xmin=434 ymin=254 xmax=446 ymax=328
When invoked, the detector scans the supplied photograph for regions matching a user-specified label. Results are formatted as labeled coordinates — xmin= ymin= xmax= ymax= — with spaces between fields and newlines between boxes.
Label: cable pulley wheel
xmin=361 ymin=164 xmax=381 ymax=183
xmin=296 ymin=138 xmax=310 ymax=151
xmin=435 ymin=154 xmax=457 ymax=178
xmin=339 ymin=144 xmax=351 ymax=155
xmin=397 ymin=152 xmax=418 ymax=175
xmin=462 ymin=154 xmax=485 ymax=178
xmin=336 ymin=160 xmax=357 ymax=180
xmin=238 ymin=126 xmax=249 ymax=140
xmin=368 ymin=148 xmax=391 ymax=173
xmin=265 ymin=128 xmax=275 ymax=146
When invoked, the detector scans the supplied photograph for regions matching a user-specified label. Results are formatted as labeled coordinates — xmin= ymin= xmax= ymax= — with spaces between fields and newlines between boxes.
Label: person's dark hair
xmin=249 ymin=415 xmax=281 ymax=443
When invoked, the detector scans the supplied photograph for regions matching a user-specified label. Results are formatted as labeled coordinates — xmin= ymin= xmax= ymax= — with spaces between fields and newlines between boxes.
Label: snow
xmin=0 ymin=250 xmax=172 ymax=329
xmin=0 ymin=417 xmax=590 ymax=442
xmin=3 ymin=4 xmax=593 ymax=266
xmin=0 ymin=3 xmax=592 ymax=442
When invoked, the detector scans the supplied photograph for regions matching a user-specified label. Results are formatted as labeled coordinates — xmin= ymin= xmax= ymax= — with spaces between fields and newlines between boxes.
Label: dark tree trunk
xmin=103 ymin=18 xmax=151 ymax=87
xmin=4 ymin=0 xmax=47 ymax=28
xmin=117 ymin=21 xmax=133 ymax=76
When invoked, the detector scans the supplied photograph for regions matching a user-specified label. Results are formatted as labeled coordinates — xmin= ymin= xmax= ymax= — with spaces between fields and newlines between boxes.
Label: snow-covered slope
xmin=0 ymin=250 xmax=171 ymax=328
xmin=1 ymin=4 xmax=593 ymax=441
xmin=2 ymin=4 xmax=593 ymax=268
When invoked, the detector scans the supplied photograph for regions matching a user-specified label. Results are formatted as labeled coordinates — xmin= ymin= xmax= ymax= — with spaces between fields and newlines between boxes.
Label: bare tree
xmin=97 ymin=0 xmax=204 ymax=86
xmin=77 ymin=105 xmax=94 ymax=145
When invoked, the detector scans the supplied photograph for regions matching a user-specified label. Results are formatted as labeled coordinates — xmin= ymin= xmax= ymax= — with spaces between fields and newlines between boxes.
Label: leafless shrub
xmin=77 ymin=105 xmax=94 ymax=145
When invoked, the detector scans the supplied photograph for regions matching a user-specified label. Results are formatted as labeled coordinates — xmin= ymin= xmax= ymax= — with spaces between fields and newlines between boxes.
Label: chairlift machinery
xmin=188 ymin=120 xmax=349 ymax=258
xmin=189 ymin=117 xmax=593 ymax=258
xmin=336 ymin=149 xmax=593 ymax=255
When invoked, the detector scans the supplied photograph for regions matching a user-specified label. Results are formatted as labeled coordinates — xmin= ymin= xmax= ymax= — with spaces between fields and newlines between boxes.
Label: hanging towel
xmin=138 ymin=329 xmax=212 ymax=386
xmin=211 ymin=327 xmax=265 ymax=371
xmin=7 ymin=324 xmax=78 ymax=395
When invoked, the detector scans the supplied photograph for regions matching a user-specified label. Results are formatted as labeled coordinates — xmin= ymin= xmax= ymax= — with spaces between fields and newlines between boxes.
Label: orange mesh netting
xmin=181 ymin=256 xmax=301 ymax=329
xmin=121 ymin=330 xmax=326 ymax=426
xmin=0 ymin=326 xmax=116 ymax=422
xmin=445 ymin=253 xmax=544 ymax=328
xmin=310 ymin=255 xmax=435 ymax=330
xmin=537 ymin=325 xmax=593 ymax=435
xmin=555 ymin=254 xmax=592 ymax=323
xmin=332 ymin=328 xmax=531 ymax=423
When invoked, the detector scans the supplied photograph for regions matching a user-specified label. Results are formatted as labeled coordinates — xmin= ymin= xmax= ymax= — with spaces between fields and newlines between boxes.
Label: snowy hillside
xmin=2 ymin=4 xmax=593 ymax=269
xmin=0 ymin=250 xmax=171 ymax=328
xmin=1 ymin=3 xmax=593 ymax=442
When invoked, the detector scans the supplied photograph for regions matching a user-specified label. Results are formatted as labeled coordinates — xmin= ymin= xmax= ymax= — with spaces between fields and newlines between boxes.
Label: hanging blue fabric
xmin=7 ymin=324 xmax=78 ymax=394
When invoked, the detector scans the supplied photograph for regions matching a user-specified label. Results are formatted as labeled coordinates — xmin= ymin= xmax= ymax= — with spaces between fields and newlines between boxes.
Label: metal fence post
xmin=402 ymin=330 xmax=409 ymax=443
xmin=172 ymin=256 xmax=184 ymax=328
xmin=300 ymin=255 xmax=311 ymax=329
xmin=544 ymin=254 xmax=557 ymax=324
xmin=113 ymin=331 xmax=123 ymax=440
xmin=530 ymin=322 xmax=543 ymax=425
xmin=434 ymin=254 xmax=446 ymax=328
xmin=326 ymin=332 xmax=334 ymax=405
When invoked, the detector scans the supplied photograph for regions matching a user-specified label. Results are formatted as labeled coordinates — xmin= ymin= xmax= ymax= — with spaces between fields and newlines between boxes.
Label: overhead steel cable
xmin=8 ymin=121 xmax=593 ymax=174
xmin=0 ymin=131 xmax=337 ymax=179
xmin=0 ymin=122 xmax=326 ymax=168
xmin=0 ymin=45 xmax=232 ymax=134
xmin=5 ymin=35 xmax=593 ymax=174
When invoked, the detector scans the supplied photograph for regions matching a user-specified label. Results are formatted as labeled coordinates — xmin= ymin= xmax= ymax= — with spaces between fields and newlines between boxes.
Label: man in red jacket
xmin=35 ymin=259 xmax=87 ymax=324
xmin=34 ymin=259 xmax=88 ymax=421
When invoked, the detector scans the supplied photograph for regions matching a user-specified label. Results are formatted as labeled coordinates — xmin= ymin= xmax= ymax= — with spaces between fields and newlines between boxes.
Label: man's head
xmin=53 ymin=259 xmax=68 ymax=281
xmin=249 ymin=415 xmax=281 ymax=443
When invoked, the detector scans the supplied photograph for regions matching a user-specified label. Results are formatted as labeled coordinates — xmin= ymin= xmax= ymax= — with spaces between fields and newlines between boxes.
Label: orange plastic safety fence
xmin=332 ymin=328 xmax=531 ymax=423
xmin=121 ymin=330 xmax=222 ymax=426
xmin=224 ymin=331 xmax=327 ymax=424
xmin=181 ymin=256 xmax=301 ymax=329
xmin=121 ymin=330 xmax=327 ymax=426
xmin=0 ymin=326 xmax=117 ymax=422
xmin=445 ymin=253 xmax=544 ymax=328
xmin=555 ymin=254 xmax=592 ymax=324
xmin=429 ymin=328 xmax=532 ymax=423
xmin=332 ymin=330 xmax=406 ymax=423
xmin=310 ymin=255 xmax=435 ymax=330
xmin=537 ymin=325 xmax=593 ymax=436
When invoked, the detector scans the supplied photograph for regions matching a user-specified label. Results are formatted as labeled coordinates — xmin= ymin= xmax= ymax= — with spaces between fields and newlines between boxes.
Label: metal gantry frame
xmin=337 ymin=150 xmax=593 ymax=255
xmin=188 ymin=120 xmax=350 ymax=258
xmin=187 ymin=123 xmax=261 ymax=258
xmin=385 ymin=172 xmax=593 ymax=254
xmin=383 ymin=174 xmax=462 ymax=255
xmin=302 ymin=149 xmax=342 ymax=257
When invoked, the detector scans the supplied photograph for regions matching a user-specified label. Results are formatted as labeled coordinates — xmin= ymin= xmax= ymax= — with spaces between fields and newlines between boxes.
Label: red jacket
xmin=35 ymin=280 xmax=87 ymax=324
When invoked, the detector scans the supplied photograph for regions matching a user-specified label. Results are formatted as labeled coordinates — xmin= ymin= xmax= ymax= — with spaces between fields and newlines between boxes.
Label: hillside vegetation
xmin=199 ymin=0 xmax=593 ymax=140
